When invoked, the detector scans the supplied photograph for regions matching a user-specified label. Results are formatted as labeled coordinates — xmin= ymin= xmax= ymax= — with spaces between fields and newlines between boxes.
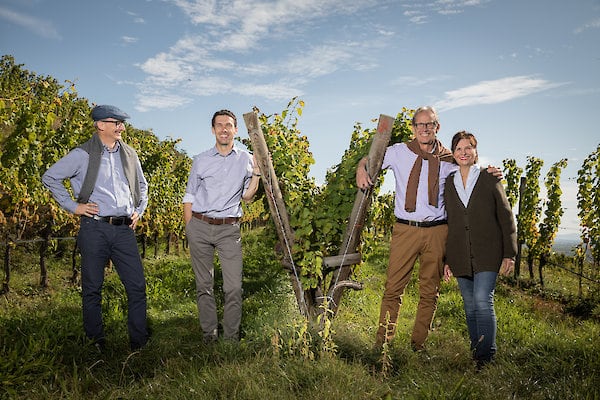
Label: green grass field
xmin=1 ymin=229 xmax=599 ymax=399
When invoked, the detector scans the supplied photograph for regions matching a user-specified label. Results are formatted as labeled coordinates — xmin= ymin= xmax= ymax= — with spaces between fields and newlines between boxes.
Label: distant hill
xmin=552 ymin=237 xmax=580 ymax=256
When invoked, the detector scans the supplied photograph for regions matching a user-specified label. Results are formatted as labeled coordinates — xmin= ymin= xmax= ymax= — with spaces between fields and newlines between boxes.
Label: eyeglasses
xmin=414 ymin=121 xmax=438 ymax=129
xmin=101 ymin=120 xmax=125 ymax=126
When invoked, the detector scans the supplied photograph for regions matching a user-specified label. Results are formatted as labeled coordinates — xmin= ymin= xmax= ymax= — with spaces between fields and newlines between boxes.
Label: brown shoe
xmin=411 ymin=342 xmax=426 ymax=352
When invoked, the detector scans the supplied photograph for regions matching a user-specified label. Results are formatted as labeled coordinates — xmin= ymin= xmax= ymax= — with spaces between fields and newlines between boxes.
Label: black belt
xmin=91 ymin=215 xmax=133 ymax=226
xmin=396 ymin=218 xmax=447 ymax=228
xmin=192 ymin=212 xmax=239 ymax=225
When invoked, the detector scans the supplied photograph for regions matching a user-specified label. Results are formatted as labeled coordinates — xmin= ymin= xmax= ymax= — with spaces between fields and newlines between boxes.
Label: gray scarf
xmin=77 ymin=133 xmax=141 ymax=207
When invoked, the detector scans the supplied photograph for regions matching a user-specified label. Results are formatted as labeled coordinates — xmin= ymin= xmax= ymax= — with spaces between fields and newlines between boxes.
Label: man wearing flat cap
xmin=43 ymin=104 xmax=150 ymax=352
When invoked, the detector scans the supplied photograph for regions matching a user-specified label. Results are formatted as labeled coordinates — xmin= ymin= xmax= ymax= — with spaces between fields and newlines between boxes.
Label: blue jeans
xmin=78 ymin=217 xmax=148 ymax=350
xmin=457 ymin=271 xmax=498 ymax=362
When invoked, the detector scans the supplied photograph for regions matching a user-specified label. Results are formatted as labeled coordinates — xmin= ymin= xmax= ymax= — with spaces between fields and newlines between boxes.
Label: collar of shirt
xmin=103 ymin=141 xmax=121 ymax=153
xmin=454 ymin=164 xmax=481 ymax=207
xmin=209 ymin=145 xmax=239 ymax=157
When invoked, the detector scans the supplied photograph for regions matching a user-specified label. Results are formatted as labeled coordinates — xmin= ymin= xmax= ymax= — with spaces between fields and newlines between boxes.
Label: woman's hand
xmin=443 ymin=264 xmax=453 ymax=282
xmin=499 ymin=258 xmax=515 ymax=276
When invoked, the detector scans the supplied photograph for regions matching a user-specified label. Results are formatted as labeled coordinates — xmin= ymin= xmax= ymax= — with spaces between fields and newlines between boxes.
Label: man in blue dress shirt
xmin=43 ymin=104 xmax=149 ymax=352
xmin=183 ymin=109 xmax=260 ymax=344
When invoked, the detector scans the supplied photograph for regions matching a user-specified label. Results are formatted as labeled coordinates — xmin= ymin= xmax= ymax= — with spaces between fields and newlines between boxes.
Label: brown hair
xmin=451 ymin=130 xmax=478 ymax=164
xmin=211 ymin=109 xmax=237 ymax=128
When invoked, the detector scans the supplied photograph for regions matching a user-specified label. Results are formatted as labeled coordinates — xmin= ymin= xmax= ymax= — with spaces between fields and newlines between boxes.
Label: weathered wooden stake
xmin=2 ymin=240 xmax=10 ymax=294
xmin=243 ymin=111 xmax=393 ymax=318
xmin=39 ymin=235 xmax=49 ymax=288
xmin=327 ymin=114 xmax=394 ymax=313
xmin=243 ymin=111 xmax=309 ymax=317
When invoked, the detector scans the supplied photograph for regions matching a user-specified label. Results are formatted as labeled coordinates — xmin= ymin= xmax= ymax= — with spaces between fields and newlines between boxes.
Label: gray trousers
xmin=185 ymin=217 xmax=243 ymax=340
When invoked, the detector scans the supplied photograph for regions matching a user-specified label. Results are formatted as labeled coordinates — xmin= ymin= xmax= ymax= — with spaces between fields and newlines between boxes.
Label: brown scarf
xmin=405 ymin=138 xmax=453 ymax=212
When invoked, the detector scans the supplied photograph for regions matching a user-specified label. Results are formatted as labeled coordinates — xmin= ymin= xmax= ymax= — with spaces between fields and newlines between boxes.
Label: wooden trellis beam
xmin=327 ymin=114 xmax=394 ymax=312
xmin=243 ymin=111 xmax=309 ymax=317
xmin=243 ymin=111 xmax=394 ymax=318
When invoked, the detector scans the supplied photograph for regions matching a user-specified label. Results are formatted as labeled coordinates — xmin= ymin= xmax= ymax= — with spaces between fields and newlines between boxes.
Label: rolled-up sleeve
xmin=135 ymin=157 xmax=149 ymax=216
xmin=42 ymin=149 xmax=88 ymax=214
xmin=182 ymin=157 xmax=199 ymax=204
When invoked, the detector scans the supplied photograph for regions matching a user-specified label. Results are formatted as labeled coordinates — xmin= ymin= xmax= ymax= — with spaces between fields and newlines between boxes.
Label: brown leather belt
xmin=193 ymin=212 xmax=239 ymax=225
xmin=396 ymin=218 xmax=447 ymax=228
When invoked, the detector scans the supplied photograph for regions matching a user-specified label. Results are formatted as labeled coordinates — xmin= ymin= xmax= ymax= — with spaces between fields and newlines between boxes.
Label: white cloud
xmin=234 ymin=82 xmax=303 ymax=100
xmin=122 ymin=36 xmax=139 ymax=45
xmin=134 ymin=1 xmax=381 ymax=111
xmin=402 ymin=0 xmax=490 ymax=23
xmin=434 ymin=76 xmax=566 ymax=111
xmin=281 ymin=44 xmax=358 ymax=79
xmin=188 ymin=76 xmax=234 ymax=96
xmin=171 ymin=0 xmax=363 ymax=27
xmin=392 ymin=74 xmax=452 ymax=87
xmin=135 ymin=91 xmax=192 ymax=112
xmin=169 ymin=0 xmax=377 ymax=51
xmin=133 ymin=36 xmax=375 ymax=110
xmin=574 ymin=17 xmax=600 ymax=34
xmin=377 ymin=28 xmax=395 ymax=36
xmin=0 ymin=6 xmax=61 ymax=40
xmin=138 ymin=52 xmax=196 ymax=84
xmin=126 ymin=11 xmax=146 ymax=24
xmin=404 ymin=10 xmax=428 ymax=24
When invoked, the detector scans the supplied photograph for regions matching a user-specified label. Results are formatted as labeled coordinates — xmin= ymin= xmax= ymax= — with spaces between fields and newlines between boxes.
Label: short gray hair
xmin=412 ymin=106 xmax=439 ymax=124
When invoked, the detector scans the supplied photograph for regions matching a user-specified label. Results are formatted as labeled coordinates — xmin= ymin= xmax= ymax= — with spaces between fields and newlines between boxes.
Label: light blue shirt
xmin=42 ymin=144 xmax=148 ymax=217
xmin=382 ymin=142 xmax=457 ymax=222
xmin=182 ymin=146 xmax=253 ymax=218
xmin=453 ymin=164 xmax=481 ymax=207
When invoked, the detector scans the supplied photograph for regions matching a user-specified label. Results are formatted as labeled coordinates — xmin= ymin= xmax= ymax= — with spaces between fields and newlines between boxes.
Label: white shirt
xmin=453 ymin=164 xmax=481 ymax=207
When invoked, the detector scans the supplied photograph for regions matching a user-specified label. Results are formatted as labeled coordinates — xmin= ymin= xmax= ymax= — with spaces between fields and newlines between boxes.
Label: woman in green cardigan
xmin=443 ymin=131 xmax=517 ymax=370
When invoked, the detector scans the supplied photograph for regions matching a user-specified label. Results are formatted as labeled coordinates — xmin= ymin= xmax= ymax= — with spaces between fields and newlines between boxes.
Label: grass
xmin=1 ymin=228 xmax=599 ymax=399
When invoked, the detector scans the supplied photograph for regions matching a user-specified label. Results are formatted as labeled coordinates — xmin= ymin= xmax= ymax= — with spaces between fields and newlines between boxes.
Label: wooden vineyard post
xmin=515 ymin=175 xmax=526 ymax=279
xmin=2 ymin=238 xmax=10 ymax=294
xmin=243 ymin=111 xmax=309 ymax=317
xmin=327 ymin=114 xmax=394 ymax=314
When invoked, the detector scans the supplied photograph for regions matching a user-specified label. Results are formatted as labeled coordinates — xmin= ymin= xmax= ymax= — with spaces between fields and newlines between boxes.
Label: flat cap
xmin=91 ymin=105 xmax=130 ymax=121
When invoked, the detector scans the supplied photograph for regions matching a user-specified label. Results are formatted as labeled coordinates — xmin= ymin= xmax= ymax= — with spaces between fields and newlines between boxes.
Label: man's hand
xmin=129 ymin=211 xmax=141 ymax=229
xmin=487 ymin=165 xmax=504 ymax=180
xmin=252 ymin=153 xmax=261 ymax=175
xmin=356 ymin=157 xmax=373 ymax=190
xmin=75 ymin=202 xmax=98 ymax=218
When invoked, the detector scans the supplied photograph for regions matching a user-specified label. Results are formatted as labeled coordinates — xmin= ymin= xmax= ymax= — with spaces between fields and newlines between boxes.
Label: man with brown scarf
xmin=356 ymin=106 xmax=461 ymax=351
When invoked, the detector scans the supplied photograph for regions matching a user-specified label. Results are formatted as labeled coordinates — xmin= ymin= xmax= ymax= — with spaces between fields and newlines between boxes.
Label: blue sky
xmin=2 ymin=0 xmax=599 ymax=240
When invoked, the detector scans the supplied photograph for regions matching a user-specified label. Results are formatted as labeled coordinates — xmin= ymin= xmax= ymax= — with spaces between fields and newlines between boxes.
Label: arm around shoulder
xmin=485 ymin=164 xmax=504 ymax=180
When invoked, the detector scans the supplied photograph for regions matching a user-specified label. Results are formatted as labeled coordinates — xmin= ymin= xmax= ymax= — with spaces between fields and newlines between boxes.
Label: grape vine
xmin=1 ymin=54 xmax=598 ymax=305
xmin=577 ymin=145 xmax=600 ymax=267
